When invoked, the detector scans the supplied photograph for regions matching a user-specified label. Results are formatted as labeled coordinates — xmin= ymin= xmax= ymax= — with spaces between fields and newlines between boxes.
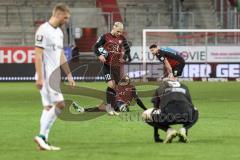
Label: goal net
xmin=141 ymin=29 xmax=240 ymax=81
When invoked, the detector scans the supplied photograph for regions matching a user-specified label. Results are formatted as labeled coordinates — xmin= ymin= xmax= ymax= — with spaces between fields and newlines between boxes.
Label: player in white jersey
xmin=34 ymin=3 xmax=75 ymax=151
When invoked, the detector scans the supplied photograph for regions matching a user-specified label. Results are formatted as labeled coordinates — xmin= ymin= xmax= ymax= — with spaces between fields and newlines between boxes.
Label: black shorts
xmin=172 ymin=62 xmax=185 ymax=77
xmin=115 ymin=101 xmax=129 ymax=112
xmin=102 ymin=64 xmax=121 ymax=83
xmin=149 ymin=106 xmax=198 ymax=131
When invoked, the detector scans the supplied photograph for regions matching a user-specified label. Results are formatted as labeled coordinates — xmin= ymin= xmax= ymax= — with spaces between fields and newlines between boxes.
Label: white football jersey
xmin=35 ymin=22 xmax=64 ymax=80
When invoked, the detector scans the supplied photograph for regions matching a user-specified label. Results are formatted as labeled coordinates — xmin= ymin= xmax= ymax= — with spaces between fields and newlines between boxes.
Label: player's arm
xmin=157 ymin=50 xmax=173 ymax=77
xmin=60 ymin=51 xmax=75 ymax=86
xmin=35 ymin=27 xmax=46 ymax=90
xmin=35 ymin=47 xmax=44 ymax=90
xmin=151 ymin=82 xmax=166 ymax=108
xmin=94 ymin=35 xmax=107 ymax=63
xmin=122 ymin=38 xmax=132 ymax=62
xmin=132 ymin=87 xmax=147 ymax=110
xmin=151 ymin=89 xmax=160 ymax=108
xmin=164 ymin=58 xmax=173 ymax=77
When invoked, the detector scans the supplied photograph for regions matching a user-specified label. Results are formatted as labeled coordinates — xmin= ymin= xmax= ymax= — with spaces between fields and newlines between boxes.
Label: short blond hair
xmin=113 ymin=22 xmax=124 ymax=30
xmin=52 ymin=3 xmax=70 ymax=15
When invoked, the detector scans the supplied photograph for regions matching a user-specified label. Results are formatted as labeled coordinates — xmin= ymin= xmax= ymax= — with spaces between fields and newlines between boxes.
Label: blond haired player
xmin=94 ymin=22 xmax=131 ymax=116
xmin=34 ymin=3 xmax=75 ymax=151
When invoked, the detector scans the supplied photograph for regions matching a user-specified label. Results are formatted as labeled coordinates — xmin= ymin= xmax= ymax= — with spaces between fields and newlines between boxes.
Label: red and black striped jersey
xmin=94 ymin=33 xmax=131 ymax=66
xmin=115 ymin=84 xmax=136 ymax=104
xmin=156 ymin=48 xmax=185 ymax=68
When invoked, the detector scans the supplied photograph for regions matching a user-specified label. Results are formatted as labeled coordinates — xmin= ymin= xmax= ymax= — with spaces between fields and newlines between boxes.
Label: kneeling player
xmin=149 ymin=44 xmax=185 ymax=79
xmin=142 ymin=79 xmax=198 ymax=143
xmin=114 ymin=75 xmax=147 ymax=112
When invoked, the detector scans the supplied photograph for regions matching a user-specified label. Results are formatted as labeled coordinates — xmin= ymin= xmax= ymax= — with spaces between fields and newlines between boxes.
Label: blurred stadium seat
xmin=0 ymin=0 xmax=239 ymax=47
xmin=0 ymin=0 xmax=240 ymax=82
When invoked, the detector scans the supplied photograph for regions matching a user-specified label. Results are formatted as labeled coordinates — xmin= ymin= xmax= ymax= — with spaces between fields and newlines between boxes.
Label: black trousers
xmin=148 ymin=101 xmax=199 ymax=132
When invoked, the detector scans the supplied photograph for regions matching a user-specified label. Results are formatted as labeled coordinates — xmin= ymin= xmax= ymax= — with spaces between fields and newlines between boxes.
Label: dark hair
xmin=149 ymin=44 xmax=157 ymax=49
xmin=119 ymin=75 xmax=131 ymax=85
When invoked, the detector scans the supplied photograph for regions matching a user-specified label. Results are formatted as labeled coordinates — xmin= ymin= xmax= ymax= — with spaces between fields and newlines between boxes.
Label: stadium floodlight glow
xmin=142 ymin=29 xmax=240 ymax=81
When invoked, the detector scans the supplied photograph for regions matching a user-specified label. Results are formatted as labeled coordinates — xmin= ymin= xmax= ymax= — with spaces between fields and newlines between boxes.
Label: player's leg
xmin=115 ymin=101 xmax=129 ymax=112
xmin=153 ymin=127 xmax=163 ymax=143
xmin=34 ymin=87 xmax=53 ymax=150
xmin=111 ymin=66 xmax=124 ymax=114
xmin=153 ymin=122 xmax=178 ymax=144
xmin=144 ymin=119 xmax=164 ymax=142
xmin=172 ymin=62 xmax=185 ymax=77
xmin=151 ymin=89 xmax=160 ymax=108
xmin=40 ymin=106 xmax=52 ymax=141
xmin=39 ymin=100 xmax=65 ymax=151
xmin=34 ymin=81 xmax=65 ymax=151
xmin=162 ymin=102 xmax=192 ymax=144
xmin=72 ymin=101 xmax=85 ymax=112
xmin=165 ymin=101 xmax=197 ymax=143
xmin=142 ymin=108 xmax=170 ymax=143
xmin=103 ymin=64 xmax=118 ymax=115
xmin=35 ymin=107 xmax=54 ymax=150
xmin=178 ymin=109 xmax=199 ymax=143
xmin=45 ymin=101 xmax=65 ymax=150
xmin=35 ymin=104 xmax=63 ymax=151
xmin=152 ymin=117 xmax=178 ymax=144
xmin=106 ymin=80 xmax=119 ymax=115
xmin=149 ymin=107 xmax=179 ymax=144
xmin=148 ymin=123 xmax=164 ymax=143
xmin=163 ymin=128 xmax=178 ymax=144
xmin=72 ymin=101 xmax=104 ymax=112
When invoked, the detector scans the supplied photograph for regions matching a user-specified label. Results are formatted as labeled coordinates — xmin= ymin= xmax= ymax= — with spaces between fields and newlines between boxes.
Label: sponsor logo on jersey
xmin=36 ymin=35 xmax=43 ymax=42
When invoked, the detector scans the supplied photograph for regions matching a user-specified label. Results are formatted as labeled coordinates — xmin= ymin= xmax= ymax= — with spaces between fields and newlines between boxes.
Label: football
xmin=98 ymin=47 xmax=108 ymax=58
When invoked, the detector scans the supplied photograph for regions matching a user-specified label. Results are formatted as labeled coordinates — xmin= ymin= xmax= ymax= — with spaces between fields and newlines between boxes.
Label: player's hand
xmin=168 ymin=72 xmax=174 ymax=78
xmin=67 ymin=75 xmax=76 ymax=87
xmin=36 ymin=78 xmax=44 ymax=90
xmin=98 ymin=55 xmax=106 ymax=63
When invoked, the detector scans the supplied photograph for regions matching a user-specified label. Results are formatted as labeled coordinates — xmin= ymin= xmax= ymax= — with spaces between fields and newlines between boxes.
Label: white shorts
xmin=40 ymin=80 xmax=64 ymax=107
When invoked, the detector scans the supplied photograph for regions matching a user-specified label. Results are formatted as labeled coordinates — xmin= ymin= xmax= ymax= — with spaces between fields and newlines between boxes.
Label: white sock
xmin=45 ymin=128 xmax=50 ymax=142
xmin=45 ymin=115 xmax=57 ymax=141
xmin=39 ymin=107 xmax=62 ymax=140
xmin=39 ymin=109 xmax=49 ymax=136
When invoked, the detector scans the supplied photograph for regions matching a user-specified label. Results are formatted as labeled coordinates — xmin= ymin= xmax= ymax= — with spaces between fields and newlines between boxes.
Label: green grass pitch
xmin=0 ymin=82 xmax=240 ymax=160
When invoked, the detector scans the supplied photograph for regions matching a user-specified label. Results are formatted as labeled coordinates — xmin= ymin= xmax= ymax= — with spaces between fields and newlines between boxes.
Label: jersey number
xmin=105 ymin=74 xmax=111 ymax=80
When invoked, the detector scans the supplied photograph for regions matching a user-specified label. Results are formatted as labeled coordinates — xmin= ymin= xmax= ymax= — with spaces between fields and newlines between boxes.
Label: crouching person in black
xmin=142 ymin=79 xmax=199 ymax=143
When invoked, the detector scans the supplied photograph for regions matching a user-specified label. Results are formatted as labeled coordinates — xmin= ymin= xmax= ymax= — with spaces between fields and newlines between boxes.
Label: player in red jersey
xmin=70 ymin=76 xmax=147 ymax=113
xmin=114 ymin=75 xmax=147 ymax=112
xmin=94 ymin=22 xmax=131 ymax=115
xmin=149 ymin=44 xmax=185 ymax=79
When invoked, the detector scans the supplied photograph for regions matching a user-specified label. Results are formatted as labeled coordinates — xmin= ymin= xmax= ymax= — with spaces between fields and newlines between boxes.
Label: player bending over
xmin=34 ymin=3 xmax=75 ymax=151
xmin=142 ymin=79 xmax=198 ymax=143
xmin=94 ymin=22 xmax=131 ymax=116
xmin=149 ymin=44 xmax=185 ymax=79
